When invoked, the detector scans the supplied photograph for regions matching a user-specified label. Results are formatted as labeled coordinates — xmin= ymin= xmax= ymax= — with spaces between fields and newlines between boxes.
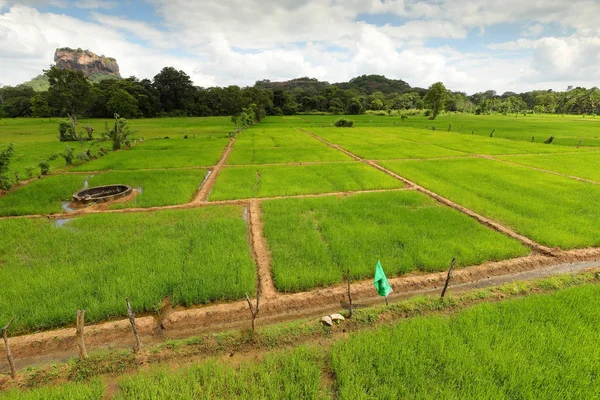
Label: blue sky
xmin=1 ymin=0 xmax=599 ymax=93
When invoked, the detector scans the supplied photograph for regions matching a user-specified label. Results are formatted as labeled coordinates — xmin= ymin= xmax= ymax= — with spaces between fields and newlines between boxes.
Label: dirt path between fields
xmin=0 ymin=188 xmax=414 ymax=221
xmin=1 ymin=248 xmax=599 ymax=371
xmin=192 ymin=138 xmax=235 ymax=203
xmin=483 ymin=155 xmax=600 ymax=185
xmin=299 ymin=128 xmax=558 ymax=256
xmin=248 ymin=200 xmax=277 ymax=298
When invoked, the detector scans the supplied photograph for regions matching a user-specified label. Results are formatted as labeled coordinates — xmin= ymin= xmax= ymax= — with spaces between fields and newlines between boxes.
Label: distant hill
xmin=335 ymin=74 xmax=413 ymax=94
xmin=254 ymin=74 xmax=421 ymax=96
xmin=254 ymin=77 xmax=330 ymax=94
xmin=21 ymin=48 xmax=121 ymax=91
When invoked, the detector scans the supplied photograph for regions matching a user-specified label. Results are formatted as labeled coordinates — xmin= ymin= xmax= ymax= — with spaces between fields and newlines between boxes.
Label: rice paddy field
xmin=1 ymin=113 xmax=600 ymax=397
xmin=0 ymin=207 xmax=256 ymax=333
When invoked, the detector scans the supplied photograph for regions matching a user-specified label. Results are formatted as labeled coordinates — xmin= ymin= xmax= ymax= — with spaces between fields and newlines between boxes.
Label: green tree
xmin=45 ymin=66 xmax=92 ymax=116
xmin=30 ymin=94 xmax=52 ymax=117
xmin=107 ymin=89 xmax=139 ymax=118
xmin=103 ymin=114 xmax=132 ymax=151
xmin=152 ymin=67 xmax=194 ymax=112
xmin=424 ymin=82 xmax=448 ymax=120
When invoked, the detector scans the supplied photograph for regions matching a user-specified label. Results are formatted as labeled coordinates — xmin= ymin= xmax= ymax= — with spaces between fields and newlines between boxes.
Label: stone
xmin=320 ymin=316 xmax=333 ymax=326
xmin=330 ymin=313 xmax=345 ymax=323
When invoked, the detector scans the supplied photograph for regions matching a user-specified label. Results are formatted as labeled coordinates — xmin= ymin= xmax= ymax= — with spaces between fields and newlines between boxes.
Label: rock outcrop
xmin=54 ymin=48 xmax=121 ymax=79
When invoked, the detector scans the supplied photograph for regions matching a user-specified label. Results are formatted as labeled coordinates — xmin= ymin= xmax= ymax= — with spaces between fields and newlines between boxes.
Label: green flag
xmin=374 ymin=260 xmax=393 ymax=297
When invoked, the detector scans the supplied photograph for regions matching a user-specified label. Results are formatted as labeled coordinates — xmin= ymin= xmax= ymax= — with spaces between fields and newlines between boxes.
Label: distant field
xmin=228 ymin=146 xmax=352 ymax=165
xmin=272 ymin=113 xmax=600 ymax=146
xmin=261 ymin=191 xmax=528 ymax=292
xmin=308 ymin=127 xmax=469 ymax=159
xmin=382 ymin=157 xmax=600 ymax=249
xmin=209 ymin=163 xmax=404 ymax=200
xmin=0 ymin=117 xmax=235 ymax=182
xmin=0 ymin=207 xmax=255 ymax=333
xmin=72 ymin=136 xmax=230 ymax=171
xmin=332 ymin=283 xmax=600 ymax=399
xmin=496 ymin=152 xmax=600 ymax=182
xmin=0 ymin=169 xmax=206 ymax=216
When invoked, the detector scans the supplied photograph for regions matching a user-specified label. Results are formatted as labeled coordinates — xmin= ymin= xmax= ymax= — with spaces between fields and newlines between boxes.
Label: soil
xmin=193 ymin=138 xmax=235 ymax=203
xmin=248 ymin=200 xmax=277 ymax=298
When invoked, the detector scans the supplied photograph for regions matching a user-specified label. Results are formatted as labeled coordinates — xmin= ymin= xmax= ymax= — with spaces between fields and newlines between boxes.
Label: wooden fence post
xmin=440 ymin=257 xmax=456 ymax=298
xmin=126 ymin=298 xmax=141 ymax=354
xmin=76 ymin=310 xmax=88 ymax=360
xmin=2 ymin=317 xmax=16 ymax=379
xmin=245 ymin=292 xmax=260 ymax=332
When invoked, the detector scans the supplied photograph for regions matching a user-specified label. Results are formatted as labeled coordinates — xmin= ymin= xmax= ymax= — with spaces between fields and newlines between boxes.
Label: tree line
xmin=1 ymin=67 xmax=599 ymax=119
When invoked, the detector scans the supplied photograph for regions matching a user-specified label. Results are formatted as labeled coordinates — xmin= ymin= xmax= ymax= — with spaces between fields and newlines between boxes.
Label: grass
xmin=308 ymin=127 xmax=468 ymax=159
xmin=0 ymin=207 xmax=256 ymax=333
xmin=267 ymin=113 xmax=600 ymax=146
xmin=0 ymin=117 xmax=235 ymax=184
xmin=331 ymin=283 xmax=600 ymax=399
xmin=0 ymin=379 xmax=104 ymax=399
xmin=496 ymin=152 xmax=600 ymax=182
xmin=0 ymin=169 xmax=206 ymax=216
xmin=208 ymin=163 xmax=405 ymax=200
xmin=382 ymin=157 xmax=600 ymax=249
xmin=375 ymin=126 xmax=592 ymax=155
xmin=71 ymin=136 xmax=230 ymax=171
xmin=235 ymin=127 xmax=326 ymax=148
xmin=261 ymin=191 xmax=529 ymax=292
xmin=115 ymin=346 xmax=327 ymax=399
xmin=228 ymin=147 xmax=352 ymax=165
xmin=7 ymin=274 xmax=600 ymax=398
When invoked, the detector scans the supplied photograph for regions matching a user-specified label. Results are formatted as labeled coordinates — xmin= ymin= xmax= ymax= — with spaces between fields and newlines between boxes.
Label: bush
xmin=0 ymin=144 xmax=15 ymax=190
xmin=334 ymin=118 xmax=354 ymax=128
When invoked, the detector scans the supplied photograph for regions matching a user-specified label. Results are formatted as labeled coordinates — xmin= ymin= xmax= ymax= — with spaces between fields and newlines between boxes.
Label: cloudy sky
xmin=1 ymin=0 xmax=599 ymax=93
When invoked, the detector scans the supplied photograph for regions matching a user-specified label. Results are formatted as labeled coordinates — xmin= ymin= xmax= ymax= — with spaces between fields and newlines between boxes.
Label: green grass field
xmin=332 ymin=283 xmax=600 ymax=399
xmin=0 ymin=379 xmax=104 ymax=400
xmin=496 ymin=152 xmax=600 ymax=182
xmin=116 ymin=347 xmax=326 ymax=399
xmin=261 ymin=191 xmax=528 ymax=292
xmin=209 ymin=163 xmax=405 ymax=200
xmin=72 ymin=136 xmax=230 ymax=171
xmin=271 ymin=113 xmax=600 ymax=146
xmin=0 ymin=207 xmax=255 ymax=333
xmin=228 ymin=146 xmax=352 ymax=165
xmin=382 ymin=157 xmax=600 ymax=249
xmin=0 ymin=169 xmax=206 ymax=216
xmin=0 ymin=117 xmax=235 ymax=183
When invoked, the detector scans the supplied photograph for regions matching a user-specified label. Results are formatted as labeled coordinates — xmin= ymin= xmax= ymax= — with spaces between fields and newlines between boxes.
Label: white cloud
xmin=1 ymin=1 xmax=600 ymax=93
xmin=76 ymin=0 xmax=117 ymax=10
xmin=522 ymin=23 xmax=544 ymax=37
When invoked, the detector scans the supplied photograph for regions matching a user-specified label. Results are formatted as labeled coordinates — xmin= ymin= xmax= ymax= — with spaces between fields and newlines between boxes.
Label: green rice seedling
xmin=209 ymin=163 xmax=404 ymax=200
xmin=71 ymin=136 xmax=230 ymax=171
xmin=496 ymin=152 xmax=600 ymax=182
xmin=331 ymin=284 xmax=600 ymax=399
xmin=115 ymin=346 xmax=327 ymax=399
xmin=228 ymin=146 xmax=353 ymax=164
xmin=0 ymin=169 xmax=206 ymax=216
xmin=0 ymin=379 xmax=104 ymax=400
xmin=261 ymin=191 xmax=528 ymax=292
xmin=382 ymin=157 xmax=600 ymax=249
xmin=0 ymin=207 xmax=255 ymax=333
